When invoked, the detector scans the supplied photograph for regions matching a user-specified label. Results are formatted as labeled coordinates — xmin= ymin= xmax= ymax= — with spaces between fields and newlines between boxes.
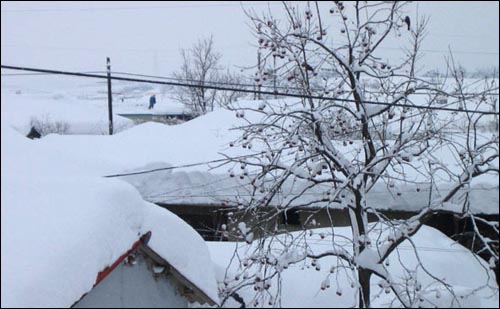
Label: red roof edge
xmin=94 ymin=231 xmax=152 ymax=286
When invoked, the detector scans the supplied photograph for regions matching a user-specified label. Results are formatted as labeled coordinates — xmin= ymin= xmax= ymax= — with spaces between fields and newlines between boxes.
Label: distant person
xmin=148 ymin=94 xmax=156 ymax=109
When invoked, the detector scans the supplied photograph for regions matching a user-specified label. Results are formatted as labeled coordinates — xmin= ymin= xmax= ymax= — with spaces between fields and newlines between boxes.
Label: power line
xmin=374 ymin=46 xmax=499 ymax=56
xmin=111 ymin=107 xmax=491 ymax=180
xmin=147 ymin=177 xmax=241 ymax=198
xmin=4 ymin=69 xmax=497 ymax=98
xmin=0 ymin=43 xmax=182 ymax=54
xmin=0 ymin=70 xmax=105 ymax=76
xmin=103 ymin=151 xmax=270 ymax=178
xmin=2 ymin=3 xmax=497 ymax=45
xmin=427 ymin=32 xmax=497 ymax=39
xmin=111 ymin=71 xmax=500 ymax=97
xmin=3 ymin=68 xmax=499 ymax=97
xmin=2 ymin=64 xmax=498 ymax=116
xmin=104 ymin=157 xmax=229 ymax=178
xmin=331 ymin=40 xmax=499 ymax=56
xmin=0 ymin=2 xmax=272 ymax=13
xmin=3 ymin=42 xmax=498 ymax=57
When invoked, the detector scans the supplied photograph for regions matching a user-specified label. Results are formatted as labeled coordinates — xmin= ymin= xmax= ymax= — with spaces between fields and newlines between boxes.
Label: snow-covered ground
xmin=1 ymin=91 xmax=135 ymax=135
xmin=1 ymin=75 xmax=190 ymax=121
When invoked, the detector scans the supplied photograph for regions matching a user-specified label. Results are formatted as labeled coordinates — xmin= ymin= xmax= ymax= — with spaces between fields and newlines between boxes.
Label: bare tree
xmin=30 ymin=115 xmax=69 ymax=136
xmin=220 ymin=2 xmax=499 ymax=307
xmin=172 ymin=36 xmax=245 ymax=115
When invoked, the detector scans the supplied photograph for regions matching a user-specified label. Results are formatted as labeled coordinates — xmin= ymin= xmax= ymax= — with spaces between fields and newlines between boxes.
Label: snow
xmin=2 ymin=86 xmax=496 ymax=215
xmin=22 ymin=108 xmax=495 ymax=214
xmin=127 ymin=167 xmax=498 ymax=214
xmin=142 ymin=202 xmax=219 ymax=304
xmin=207 ymin=225 xmax=499 ymax=308
xmin=1 ymin=76 xmax=498 ymax=307
xmin=1 ymin=90 xmax=134 ymax=135
xmin=1 ymin=125 xmax=218 ymax=307
xmin=355 ymin=249 xmax=386 ymax=276
xmin=1 ymin=78 xmax=193 ymax=135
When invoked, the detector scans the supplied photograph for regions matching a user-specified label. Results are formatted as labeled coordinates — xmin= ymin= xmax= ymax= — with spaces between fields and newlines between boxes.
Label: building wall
xmin=159 ymin=204 xmax=367 ymax=241
xmin=74 ymin=253 xmax=188 ymax=308
xmin=118 ymin=114 xmax=193 ymax=125
xmin=158 ymin=204 xmax=498 ymax=260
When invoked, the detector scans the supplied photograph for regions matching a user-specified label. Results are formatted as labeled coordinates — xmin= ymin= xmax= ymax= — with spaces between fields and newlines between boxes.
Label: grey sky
xmin=1 ymin=1 xmax=499 ymax=76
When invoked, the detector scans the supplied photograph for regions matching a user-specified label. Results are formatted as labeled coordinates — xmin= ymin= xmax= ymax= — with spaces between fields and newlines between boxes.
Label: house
xmin=73 ymin=232 xmax=217 ymax=308
xmin=154 ymin=183 xmax=498 ymax=283
xmin=117 ymin=112 xmax=195 ymax=125
xmin=158 ymin=202 xmax=498 ymax=240
xmin=156 ymin=199 xmax=498 ymax=286
xmin=2 ymin=182 xmax=220 ymax=309
xmin=128 ymin=165 xmax=497 ymax=274
xmin=2 ymin=182 xmax=219 ymax=308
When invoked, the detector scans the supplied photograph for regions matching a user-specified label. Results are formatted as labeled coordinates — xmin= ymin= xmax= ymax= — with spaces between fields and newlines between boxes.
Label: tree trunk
xmin=358 ymin=269 xmax=372 ymax=308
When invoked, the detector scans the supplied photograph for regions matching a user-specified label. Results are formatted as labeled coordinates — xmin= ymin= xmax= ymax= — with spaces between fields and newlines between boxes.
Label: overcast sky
xmin=1 ymin=1 xmax=499 ymax=77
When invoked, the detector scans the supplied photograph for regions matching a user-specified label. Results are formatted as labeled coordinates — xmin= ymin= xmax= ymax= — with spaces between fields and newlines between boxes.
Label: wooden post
xmin=106 ymin=57 xmax=114 ymax=135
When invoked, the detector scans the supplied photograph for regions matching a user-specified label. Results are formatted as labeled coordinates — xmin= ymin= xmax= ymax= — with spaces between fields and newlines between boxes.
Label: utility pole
xmin=106 ymin=57 xmax=114 ymax=135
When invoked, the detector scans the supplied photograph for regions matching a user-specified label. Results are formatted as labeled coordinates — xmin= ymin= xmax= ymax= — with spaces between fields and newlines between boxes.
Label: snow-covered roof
xmin=3 ymin=86 xmax=498 ymax=216
xmin=207 ymin=225 xmax=499 ymax=308
xmin=124 ymin=168 xmax=498 ymax=215
xmin=0 ymin=126 xmax=219 ymax=307
xmin=3 ymin=88 xmax=496 ymax=214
